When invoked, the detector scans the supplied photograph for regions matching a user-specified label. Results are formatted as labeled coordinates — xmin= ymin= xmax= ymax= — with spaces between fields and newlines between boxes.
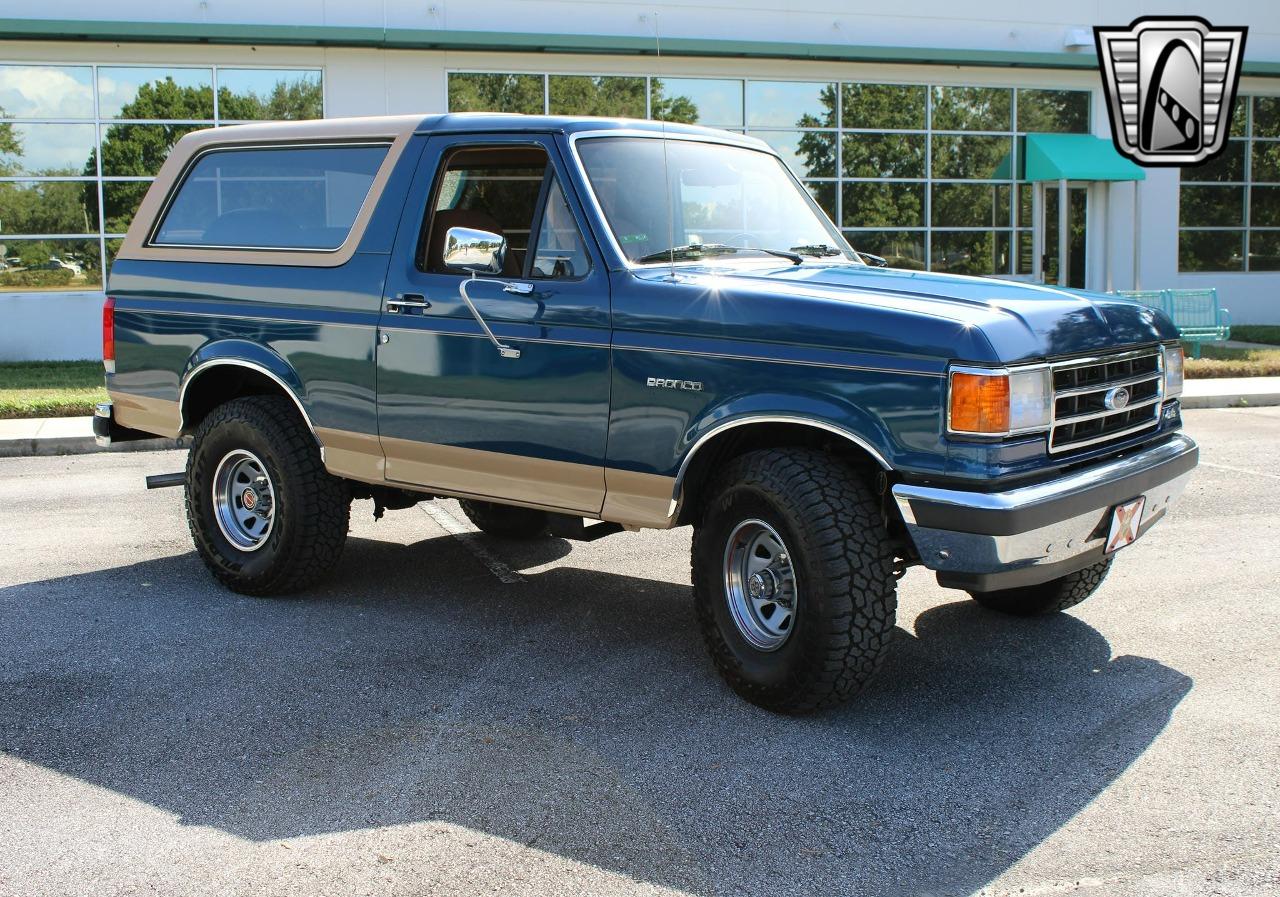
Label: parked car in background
xmin=94 ymin=114 xmax=1198 ymax=713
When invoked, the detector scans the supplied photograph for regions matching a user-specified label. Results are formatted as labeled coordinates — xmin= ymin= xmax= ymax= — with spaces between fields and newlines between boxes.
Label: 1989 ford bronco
xmin=97 ymin=114 xmax=1198 ymax=713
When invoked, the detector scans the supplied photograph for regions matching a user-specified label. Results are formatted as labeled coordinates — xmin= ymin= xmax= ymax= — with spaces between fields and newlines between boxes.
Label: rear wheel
xmin=691 ymin=448 xmax=899 ymax=714
xmin=969 ymin=558 xmax=1113 ymax=616
xmin=459 ymin=499 xmax=550 ymax=539
xmin=186 ymin=395 xmax=350 ymax=595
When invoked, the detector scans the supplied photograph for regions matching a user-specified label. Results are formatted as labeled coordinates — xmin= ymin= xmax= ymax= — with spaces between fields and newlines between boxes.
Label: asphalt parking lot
xmin=1 ymin=407 xmax=1277 ymax=897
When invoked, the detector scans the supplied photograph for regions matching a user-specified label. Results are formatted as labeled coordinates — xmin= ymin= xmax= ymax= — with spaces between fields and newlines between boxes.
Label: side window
xmin=420 ymin=146 xmax=548 ymax=276
xmin=530 ymin=178 xmax=591 ymax=279
xmin=152 ymin=143 xmax=389 ymax=250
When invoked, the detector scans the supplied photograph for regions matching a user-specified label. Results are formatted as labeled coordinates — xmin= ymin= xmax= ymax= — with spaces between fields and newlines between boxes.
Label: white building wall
xmin=1 ymin=0 xmax=1279 ymax=359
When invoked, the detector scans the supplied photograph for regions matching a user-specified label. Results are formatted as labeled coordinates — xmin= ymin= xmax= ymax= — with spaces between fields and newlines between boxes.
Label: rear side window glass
xmin=152 ymin=143 xmax=389 ymax=250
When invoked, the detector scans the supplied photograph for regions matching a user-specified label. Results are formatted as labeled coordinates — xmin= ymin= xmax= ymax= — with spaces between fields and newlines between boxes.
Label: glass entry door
xmin=1035 ymin=181 xmax=1089 ymax=289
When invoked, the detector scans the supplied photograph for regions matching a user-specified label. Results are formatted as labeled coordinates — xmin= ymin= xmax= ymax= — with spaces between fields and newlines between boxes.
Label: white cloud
xmin=0 ymin=65 xmax=94 ymax=119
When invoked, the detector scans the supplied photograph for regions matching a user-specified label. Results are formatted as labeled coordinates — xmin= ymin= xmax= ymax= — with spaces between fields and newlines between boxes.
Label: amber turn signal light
xmin=949 ymin=371 xmax=1010 ymax=434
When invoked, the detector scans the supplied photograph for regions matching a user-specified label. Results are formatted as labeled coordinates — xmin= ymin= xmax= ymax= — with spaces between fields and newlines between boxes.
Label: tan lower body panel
xmin=381 ymin=435 xmax=607 ymax=516
xmin=601 ymin=468 xmax=679 ymax=530
xmin=315 ymin=427 xmax=385 ymax=483
xmin=323 ymin=427 xmax=680 ymax=531
xmin=109 ymin=391 xmax=181 ymax=438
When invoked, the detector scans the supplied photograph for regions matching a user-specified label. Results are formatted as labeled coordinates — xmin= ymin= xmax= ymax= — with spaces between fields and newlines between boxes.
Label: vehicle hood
xmin=633 ymin=262 xmax=1177 ymax=364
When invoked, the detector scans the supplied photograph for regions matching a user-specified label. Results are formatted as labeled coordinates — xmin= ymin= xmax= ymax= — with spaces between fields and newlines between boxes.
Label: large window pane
xmin=651 ymin=78 xmax=742 ymax=127
xmin=746 ymin=81 xmax=836 ymax=128
xmin=931 ymin=86 xmax=1011 ymax=131
xmin=931 ymin=230 xmax=1012 ymax=275
xmin=932 ymin=183 xmax=1011 ymax=228
xmin=1252 ymin=142 xmax=1280 ymax=183
xmin=842 ymin=84 xmax=925 ymax=130
xmin=1253 ymin=97 xmax=1280 ymax=138
xmin=842 ymin=133 xmax=925 ymax=179
xmin=1184 ymin=139 xmax=1246 ymax=182
xmin=0 ymin=238 xmax=102 ymax=291
xmin=751 ymin=130 xmax=835 ymax=178
xmin=98 ymin=67 xmax=213 ymax=119
xmin=1249 ymin=232 xmax=1280 ymax=271
xmin=0 ymin=64 xmax=94 ymax=118
xmin=0 ymin=180 xmax=97 ymax=235
xmin=99 ymin=123 xmax=202 ymax=177
xmin=932 ymin=134 xmax=1013 ymax=179
xmin=218 ymin=69 xmax=322 ymax=120
xmin=1180 ymin=185 xmax=1244 ymax=227
xmin=101 ymin=181 xmax=152 ymax=234
xmin=155 ymin=144 xmax=389 ymax=249
xmin=842 ymin=182 xmax=925 ymax=228
xmin=843 ymin=230 xmax=926 ymax=270
xmin=549 ymin=76 xmax=645 ymax=118
xmin=1016 ymin=89 xmax=1090 ymax=133
xmin=0 ymin=123 xmax=97 ymax=176
xmin=1179 ymin=230 xmax=1244 ymax=271
xmin=447 ymin=73 xmax=543 ymax=114
xmin=1251 ymin=186 xmax=1280 ymax=228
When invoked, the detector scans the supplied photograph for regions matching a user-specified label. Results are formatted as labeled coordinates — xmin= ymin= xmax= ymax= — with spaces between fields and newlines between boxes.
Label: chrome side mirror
xmin=443 ymin=226 xmax=507 ymax=275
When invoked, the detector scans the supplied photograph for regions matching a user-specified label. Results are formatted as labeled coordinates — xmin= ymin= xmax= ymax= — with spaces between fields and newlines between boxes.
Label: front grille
xmin=1049 ymin=349 xmax=1163 ymax=453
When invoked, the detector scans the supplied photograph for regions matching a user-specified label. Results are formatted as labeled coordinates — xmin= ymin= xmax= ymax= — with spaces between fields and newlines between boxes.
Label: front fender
xmin=678 ymin=390 xmax=896 ymax=477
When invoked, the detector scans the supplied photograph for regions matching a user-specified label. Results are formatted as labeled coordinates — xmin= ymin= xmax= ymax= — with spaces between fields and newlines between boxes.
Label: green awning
xmin=1023 ymin=133 xmax=1146 ymax=182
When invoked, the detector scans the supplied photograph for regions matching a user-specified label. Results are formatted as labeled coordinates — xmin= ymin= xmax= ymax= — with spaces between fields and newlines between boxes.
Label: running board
xmin=546 ymin=514 xmax=624 ymax=542
xmin=145 ymin=472 xmax=185 ymax=489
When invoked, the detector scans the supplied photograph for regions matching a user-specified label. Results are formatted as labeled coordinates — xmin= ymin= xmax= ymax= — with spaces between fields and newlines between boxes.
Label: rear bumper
xmin=892 ymin=433 xmax=1198 ymax=592
xmin=93 ymin=402 xmax=157 ymax=447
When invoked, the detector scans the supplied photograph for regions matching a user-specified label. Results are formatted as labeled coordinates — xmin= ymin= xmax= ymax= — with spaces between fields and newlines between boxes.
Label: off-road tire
xmin=459 ymin=499 xmax=550 ymax=539
xmin=691 ymin=448 xmax=899 ymax=714
xmin=969 ymin=558 xmax=1113 ymax=616
xmin=186 ymin=395 xmax=350 ymax=595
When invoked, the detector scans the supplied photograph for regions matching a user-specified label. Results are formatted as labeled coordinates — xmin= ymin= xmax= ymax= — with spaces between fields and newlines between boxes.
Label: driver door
xmin=375 ymin=135 xmax=611 ymax=514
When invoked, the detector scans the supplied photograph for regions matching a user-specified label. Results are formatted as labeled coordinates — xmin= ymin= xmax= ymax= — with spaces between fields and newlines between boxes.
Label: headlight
xmin=948 ymin=365 xmax=1052 ymax=436
xmin=1162 ymin=344 xmax=1184 ymax=398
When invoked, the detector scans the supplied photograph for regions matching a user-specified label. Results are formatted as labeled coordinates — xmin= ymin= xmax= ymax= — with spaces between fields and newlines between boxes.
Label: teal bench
xmin=1114 ymin=288 xmax=1231 ymax=358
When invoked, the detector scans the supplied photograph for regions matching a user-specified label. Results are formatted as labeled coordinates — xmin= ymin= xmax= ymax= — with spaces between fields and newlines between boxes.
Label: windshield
xmin=575 ymin=136 xmax=858 ymax=266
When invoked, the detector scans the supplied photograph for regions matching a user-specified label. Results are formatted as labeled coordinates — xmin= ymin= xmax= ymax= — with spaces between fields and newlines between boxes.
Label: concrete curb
xmin=0 ymin=434 xmax=185 ymax=459
xmin=1180 ymin=392 xmax=1280 ymax=410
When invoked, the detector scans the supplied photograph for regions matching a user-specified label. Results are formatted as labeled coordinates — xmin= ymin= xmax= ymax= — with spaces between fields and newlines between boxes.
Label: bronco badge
xmin=647 ymin=377 xmax=704 ymax=391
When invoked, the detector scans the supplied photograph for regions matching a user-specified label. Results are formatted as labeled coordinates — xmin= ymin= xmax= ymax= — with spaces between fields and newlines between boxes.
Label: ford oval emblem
xmin=1104 ymin=386 xmax=1131 ymax=410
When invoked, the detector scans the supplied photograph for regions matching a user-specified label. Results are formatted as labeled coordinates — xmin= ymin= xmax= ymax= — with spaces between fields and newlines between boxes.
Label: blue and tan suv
xmin=96 ymin=113 xmax=1198 ymax=713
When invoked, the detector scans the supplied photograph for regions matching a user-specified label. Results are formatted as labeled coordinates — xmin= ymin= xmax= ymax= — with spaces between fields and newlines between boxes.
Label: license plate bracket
xmin=1105 ymin=496 xmax=1147 ymax=554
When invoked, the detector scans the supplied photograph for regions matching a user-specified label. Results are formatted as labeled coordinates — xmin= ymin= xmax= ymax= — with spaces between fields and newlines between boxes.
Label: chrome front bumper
xmin=892 ymin=433 xmax=1198 ymax=592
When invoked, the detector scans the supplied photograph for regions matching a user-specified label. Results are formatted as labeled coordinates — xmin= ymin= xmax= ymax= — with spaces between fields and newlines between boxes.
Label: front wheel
xmin=186 ymin=395 xmax=350 ymax=595
xmin=691 ymin=449 xmax=899 ymax=714
xmin=969 ymin=558 xmax=1113 ymax=616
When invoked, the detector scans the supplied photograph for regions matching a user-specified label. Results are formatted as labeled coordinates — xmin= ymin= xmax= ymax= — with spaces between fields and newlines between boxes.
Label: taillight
xmin=103 ymin=297 xmax=115 ymax=374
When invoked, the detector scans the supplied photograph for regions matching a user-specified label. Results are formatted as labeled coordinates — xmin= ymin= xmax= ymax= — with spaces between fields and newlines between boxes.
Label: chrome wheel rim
xmin=212 ymin=449 xmax=275 ymax=552
xmin=722 ymin=518 xmax=798 ymax=651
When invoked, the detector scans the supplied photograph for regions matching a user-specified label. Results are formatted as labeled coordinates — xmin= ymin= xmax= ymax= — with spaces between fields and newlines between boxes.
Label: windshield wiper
xmin=637 ymin=243 xmax=804 ymax=266
xmin=636 ymin=243 xmax=742 ymax=264
xmin=789 ymin=244 xmax=844 ymax=258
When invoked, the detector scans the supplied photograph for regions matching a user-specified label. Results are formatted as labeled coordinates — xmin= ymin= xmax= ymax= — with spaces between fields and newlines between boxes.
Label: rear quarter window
xmin=151 ymin=143 xmax=389 ymax=250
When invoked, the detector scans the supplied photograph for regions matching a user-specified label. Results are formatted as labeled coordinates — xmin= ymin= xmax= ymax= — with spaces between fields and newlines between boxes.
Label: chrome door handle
xmin=386 ymin=293 xmax=431 ymax=314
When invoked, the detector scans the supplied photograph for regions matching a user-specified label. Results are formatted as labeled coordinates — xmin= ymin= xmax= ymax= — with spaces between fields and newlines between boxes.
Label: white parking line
xmin=1199 ymin=461 xmax=1280 ymax=481
xmin=419 ymin=502 xmax=525 ymax=584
